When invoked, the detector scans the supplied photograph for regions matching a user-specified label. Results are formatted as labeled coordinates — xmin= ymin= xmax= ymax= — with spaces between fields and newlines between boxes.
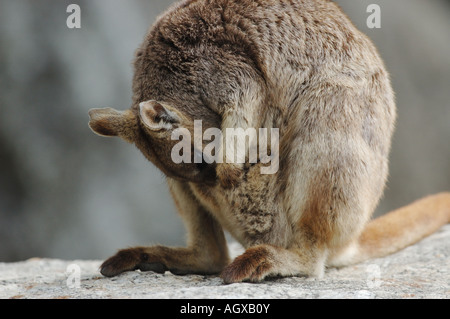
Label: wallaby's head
xmin=88 ymin=100 xmax=217 ymax=185
xmin=88 ymin=6 xmax=231 ymax=185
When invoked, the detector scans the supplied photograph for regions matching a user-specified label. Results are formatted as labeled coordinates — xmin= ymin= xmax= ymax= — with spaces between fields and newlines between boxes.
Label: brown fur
xmin=221 ymin=245 xmax=274 ymax=283
xmin=88 ymin=0 xmax=450 ymax=283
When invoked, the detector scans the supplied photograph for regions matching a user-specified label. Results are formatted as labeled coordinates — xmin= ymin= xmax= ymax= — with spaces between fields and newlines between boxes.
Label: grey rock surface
xmin=0 ymin=224 xmax=449 ymax=299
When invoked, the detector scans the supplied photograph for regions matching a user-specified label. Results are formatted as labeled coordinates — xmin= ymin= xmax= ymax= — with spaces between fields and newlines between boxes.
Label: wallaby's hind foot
xmin=220 ymin=245 xmax=274 ymax=283
xmin=221 ymin=244 xmax=326 ymax=284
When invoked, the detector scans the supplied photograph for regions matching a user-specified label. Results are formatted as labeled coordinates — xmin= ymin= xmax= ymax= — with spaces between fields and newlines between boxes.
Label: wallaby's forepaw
xmin=221 ymin=246 xmax=274 ymax=284
xmin=217 ymin=163 xmax=243 ymax=189
xmin=100 ymin=245 xmax=228 ymax=277
xmin=100 ymin=247 xmax=168 ymax=277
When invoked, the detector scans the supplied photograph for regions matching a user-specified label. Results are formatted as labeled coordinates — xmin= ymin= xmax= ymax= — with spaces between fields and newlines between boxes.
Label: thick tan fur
xmin=88 ymin=0 xmax=450 ymax=283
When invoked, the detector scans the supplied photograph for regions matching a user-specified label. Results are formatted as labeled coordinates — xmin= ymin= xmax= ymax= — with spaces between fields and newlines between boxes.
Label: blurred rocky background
xmin=0 ymin=0 xmax=449 ymax=262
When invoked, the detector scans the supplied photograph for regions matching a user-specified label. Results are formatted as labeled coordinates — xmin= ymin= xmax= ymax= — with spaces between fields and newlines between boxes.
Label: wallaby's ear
xmin=139 ymin=100 xmax=180 ymax=131
xmin=88 ymin=108 xmax=137 ymax=141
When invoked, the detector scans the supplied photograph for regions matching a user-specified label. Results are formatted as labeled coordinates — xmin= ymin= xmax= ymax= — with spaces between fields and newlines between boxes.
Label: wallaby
xmin=88 ymin=0 xmax=450 ymax=283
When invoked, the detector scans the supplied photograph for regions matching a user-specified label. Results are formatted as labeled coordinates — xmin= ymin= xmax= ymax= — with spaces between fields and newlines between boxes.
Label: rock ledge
xmin=1 ymin=225 xmax=449 ymax=299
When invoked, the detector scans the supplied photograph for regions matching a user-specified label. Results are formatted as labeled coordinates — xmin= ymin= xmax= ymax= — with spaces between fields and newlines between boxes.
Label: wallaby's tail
xmin=355 ymin=192 xmax=450 ymax=263
xmin=331 ymin=192 xmax=450 ymax=266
